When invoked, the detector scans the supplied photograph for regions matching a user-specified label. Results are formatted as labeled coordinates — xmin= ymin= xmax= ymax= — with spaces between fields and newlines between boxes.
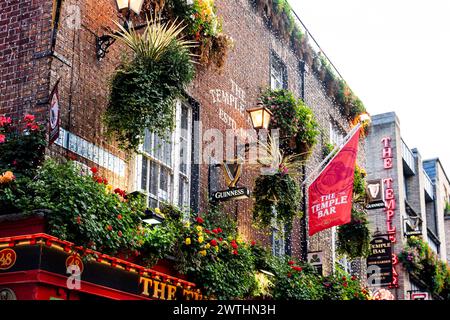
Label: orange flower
xmin=0 ymin=171 xmax=15 ymax=184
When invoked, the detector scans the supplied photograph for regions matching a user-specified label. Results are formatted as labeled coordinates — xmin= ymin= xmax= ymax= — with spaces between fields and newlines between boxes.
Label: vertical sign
xmin=49 ymin=80 xmax=60 ymax=145
xmin=366 ymin=237 xmax=393 ymax=286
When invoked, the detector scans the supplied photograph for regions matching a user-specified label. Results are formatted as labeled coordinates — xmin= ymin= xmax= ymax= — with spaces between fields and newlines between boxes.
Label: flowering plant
xmin=0 ymin=114 xmax=46 ymax=177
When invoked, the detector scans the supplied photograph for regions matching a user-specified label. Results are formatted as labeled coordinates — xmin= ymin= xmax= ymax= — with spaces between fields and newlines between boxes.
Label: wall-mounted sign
xmin=48 ymin=80 xmax=60 ymax=145
xmin=366 ymin=179 xmax=385 ymax=209
xmin=307 ymin=251 xmax=323 ymax=275
xmin=211 ymin=160 xmax=250 ymax=202
xmin=411 ymin=292 xmax=428 ymax=300
xmin=0 ymin=248 xmax=16 ymax=270
xmin=366 ymin=237 xmax=393 ymax=286
xmin=66 ymin=254 xmax=84 ymax=274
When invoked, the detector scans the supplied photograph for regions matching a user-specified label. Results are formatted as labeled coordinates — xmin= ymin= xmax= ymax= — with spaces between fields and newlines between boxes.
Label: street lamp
xmin=246 ymin=102 xmax=273 ymax=131
xmin=96 ymin=0 xmax=146 ymax=61
xmin=142 ymin=208 xmax=165 ymax=226
xmin=116 ymin=0 xmax=145 ymax=15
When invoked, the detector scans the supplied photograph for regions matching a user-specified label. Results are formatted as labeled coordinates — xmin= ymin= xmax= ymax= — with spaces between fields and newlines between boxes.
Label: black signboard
xmin=366 ymin=237 xmax=393 ymax=286
xmin=211 ymin=187 xmax=250 ymax=202
xmin=365 ymin=179 xmax=385 ymax=210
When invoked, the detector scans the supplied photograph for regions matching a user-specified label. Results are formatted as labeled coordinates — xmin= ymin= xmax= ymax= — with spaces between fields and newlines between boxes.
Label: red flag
xmin=308 ymin=127 xmax=361 ymax=236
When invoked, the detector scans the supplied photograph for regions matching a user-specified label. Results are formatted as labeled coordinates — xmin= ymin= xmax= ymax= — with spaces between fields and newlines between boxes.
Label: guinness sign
xmin=211 ymin=160 xmax=250 ymax=202
xmin=365 ymin=179 xmax=385 ymax=209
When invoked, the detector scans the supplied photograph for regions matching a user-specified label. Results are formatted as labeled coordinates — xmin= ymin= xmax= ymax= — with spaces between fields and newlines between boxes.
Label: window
xmin=136 ymin=101 xmax=192 ymax=210
xmin=330 ymin=121 xmax=345 ymax=146
xmin=270 ymin=52 xmax=287 ymax=90
xmin=271 ymin=210 xmax=285 ymax=257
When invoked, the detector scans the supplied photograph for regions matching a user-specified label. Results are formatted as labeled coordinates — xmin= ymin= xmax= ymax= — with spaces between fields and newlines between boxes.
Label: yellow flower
xmin=184 ymin=221 xmax=191 ymax=228
xmin=106 ymin=184 xmax=113 ymax=191
xmin=205 ymin=243 xmax=211 ymax=249
xmin=214 ymin=246 xmax=219 ymax=252
xmin=198 ymin=236 xmax=204 ymax=243
xmin=155 ymin=207 xmax=161 ymax=214
xmin=199 ymin=250 xmax=207 ymax=256
xmin=185 ymin=238 xmax=191 ymax=245
xmin=196 ymin=225 xmax=203 ymax=232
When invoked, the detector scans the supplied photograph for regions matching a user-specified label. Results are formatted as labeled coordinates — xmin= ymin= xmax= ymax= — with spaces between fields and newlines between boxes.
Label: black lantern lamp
xmin=96 ymin=0 xmax=145 ymax=60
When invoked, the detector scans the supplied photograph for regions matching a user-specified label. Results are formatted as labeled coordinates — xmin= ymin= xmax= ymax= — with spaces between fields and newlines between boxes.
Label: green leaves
xmin=104 ymin=19 xmax=195 ymax=152
xmin=253 ymin=173 xmax=302 ymax=232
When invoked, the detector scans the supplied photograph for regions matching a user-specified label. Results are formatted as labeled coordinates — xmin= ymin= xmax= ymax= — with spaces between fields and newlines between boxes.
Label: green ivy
xmin=260 ymin=88 xmax=319 ymax=156
xmin=337 ymin=208 xmax=370 ymax=259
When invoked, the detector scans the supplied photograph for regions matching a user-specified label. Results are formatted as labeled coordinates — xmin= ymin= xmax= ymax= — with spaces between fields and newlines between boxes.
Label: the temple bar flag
xmin=308 ymin=127 xmax=361 ymax=236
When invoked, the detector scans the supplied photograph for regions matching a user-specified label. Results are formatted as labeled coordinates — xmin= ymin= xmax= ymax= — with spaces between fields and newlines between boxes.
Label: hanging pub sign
xmin=366 ymin=237 xmax=393 ymax=287
xmin=307 ymin=251 xmax=323 ymax=275
xmin=211 ymin=160 xmax=250 ymax=202
xmin=48 ymin=80 xmax=60 ymax=146
xmin=365 ymin=179 xmax=385 ymax=209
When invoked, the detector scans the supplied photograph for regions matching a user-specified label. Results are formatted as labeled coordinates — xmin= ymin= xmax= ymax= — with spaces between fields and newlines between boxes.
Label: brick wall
xmin=0 ymin=0 xmax=53 ymax=123
xmin=1 ymin=0 xmax=366 ymax=273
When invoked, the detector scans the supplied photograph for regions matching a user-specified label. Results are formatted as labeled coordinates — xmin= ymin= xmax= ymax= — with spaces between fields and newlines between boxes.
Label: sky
xmin=290 ymin=0 xmax=450 ymax=174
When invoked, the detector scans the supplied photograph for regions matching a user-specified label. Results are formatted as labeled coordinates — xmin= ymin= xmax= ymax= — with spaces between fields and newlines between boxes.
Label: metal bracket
xmin=96 ymin=35 xmax=116 ymax=61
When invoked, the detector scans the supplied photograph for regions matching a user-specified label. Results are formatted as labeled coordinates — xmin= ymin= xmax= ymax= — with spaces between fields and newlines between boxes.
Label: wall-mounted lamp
xmin=96 ymin=0 xmax=145 ymax=60
xmin=246 ymin=102 xmax=273 ymax=131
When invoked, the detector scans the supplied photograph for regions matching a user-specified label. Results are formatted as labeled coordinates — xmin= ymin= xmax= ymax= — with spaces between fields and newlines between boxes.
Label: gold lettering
xmin=152 ymin=280 xmax=167 ymax=300
xmin=140 ymin=277 xmax=152 ymax=296
xmin=166 ymin=284 xmax=177 ymax=300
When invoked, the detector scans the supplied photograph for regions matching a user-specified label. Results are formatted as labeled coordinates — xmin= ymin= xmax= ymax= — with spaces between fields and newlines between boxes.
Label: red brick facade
xmin=0 ymin=0 xmax=366 ymax=274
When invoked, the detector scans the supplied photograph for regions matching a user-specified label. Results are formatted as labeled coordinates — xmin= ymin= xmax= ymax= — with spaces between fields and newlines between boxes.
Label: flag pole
xmin=301 ymin=122 xmax=362 ymax=188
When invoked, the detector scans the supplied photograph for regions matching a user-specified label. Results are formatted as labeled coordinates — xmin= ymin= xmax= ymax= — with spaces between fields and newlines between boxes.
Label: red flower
xmin=210 ymin=239 xmax=218 ymax=247
xmin=107 ymin=225 xmax=113 ymax=231
xmin=117 ymin=231 xmax=123 ymax=237
xmin=205 ymin=229 xmax=211 ymax=234
xmin=102 ymin=178 xmax=108 ymax=185
xmin=343 ymin=282 xmax=348 ymax=288
xmin=117 ymin=214 xmax=123 ymax=220
xmin=291 ymin=266 xmax=303 ymax=272
xmin=251 ymin=240 xmax=256 ymax=246
xmin=30 ymin=124 xmax=39 ymax=131
xmin=95 ymin=177 xmax=103 ymax=184
xmin=90 ymin=167 xmax=98 ymax=175
xmin=217 ymin=227 xmax=222 ymax=233
xmin=196 ymin=217 xmax=204 ymax=224
xmin=351 ymin=275 xmax=357 ymax=281
xmin=12 ymin=160 xmax=17 ymax=166
xmin=76 ymin=216 xmax=82 ymax=225
xmin=0 ymin=116 xmax=12 ymax=126
xmin=231 ymin=242 xmax=238 ymax=249
xmin=342 ymin=276 xmax=347 ymax=281
xmin=288 ymin=260 xmax=295 ymax=265
xmin=287 ymin=273 xmax=292 ymax=278
xmin=24 ymin=114 xmax=35 ymax=122
xmin=218 ymin=237 xmax=223 ymax=242
xmin=0 ymin=134 xmax=6 ymax=144
xmin=232 ymin=250 xmax=238 ymax=255
xmin=212 ymin=228 xmax=219 ymax=234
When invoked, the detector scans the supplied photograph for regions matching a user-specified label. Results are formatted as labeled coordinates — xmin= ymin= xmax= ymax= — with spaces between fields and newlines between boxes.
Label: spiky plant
xmin=104 ymin=16 xmax=197 ymax=152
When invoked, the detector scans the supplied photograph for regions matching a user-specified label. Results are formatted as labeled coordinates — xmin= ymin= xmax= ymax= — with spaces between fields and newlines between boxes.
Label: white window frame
xmin=329 ymin=121 xmax=345 ymax=146
xmin=135 ymin=100 xmax=192 ymax=210
xmin=271 ymin=53 xmax=286 ymax=90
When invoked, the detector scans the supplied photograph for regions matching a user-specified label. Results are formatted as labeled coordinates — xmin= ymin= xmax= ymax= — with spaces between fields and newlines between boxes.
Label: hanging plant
xmin=337 ymin=165 xmax=369 ymax=259
xmin=253 ymin=136 xmax=303 ymax=232
xmin=260 ymin=88 xmax=319 ymax=156
xmin=103 ymin=16 xmax=196 ymax=152
xmin=337 ymin=208 xmax=370 ymax=259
